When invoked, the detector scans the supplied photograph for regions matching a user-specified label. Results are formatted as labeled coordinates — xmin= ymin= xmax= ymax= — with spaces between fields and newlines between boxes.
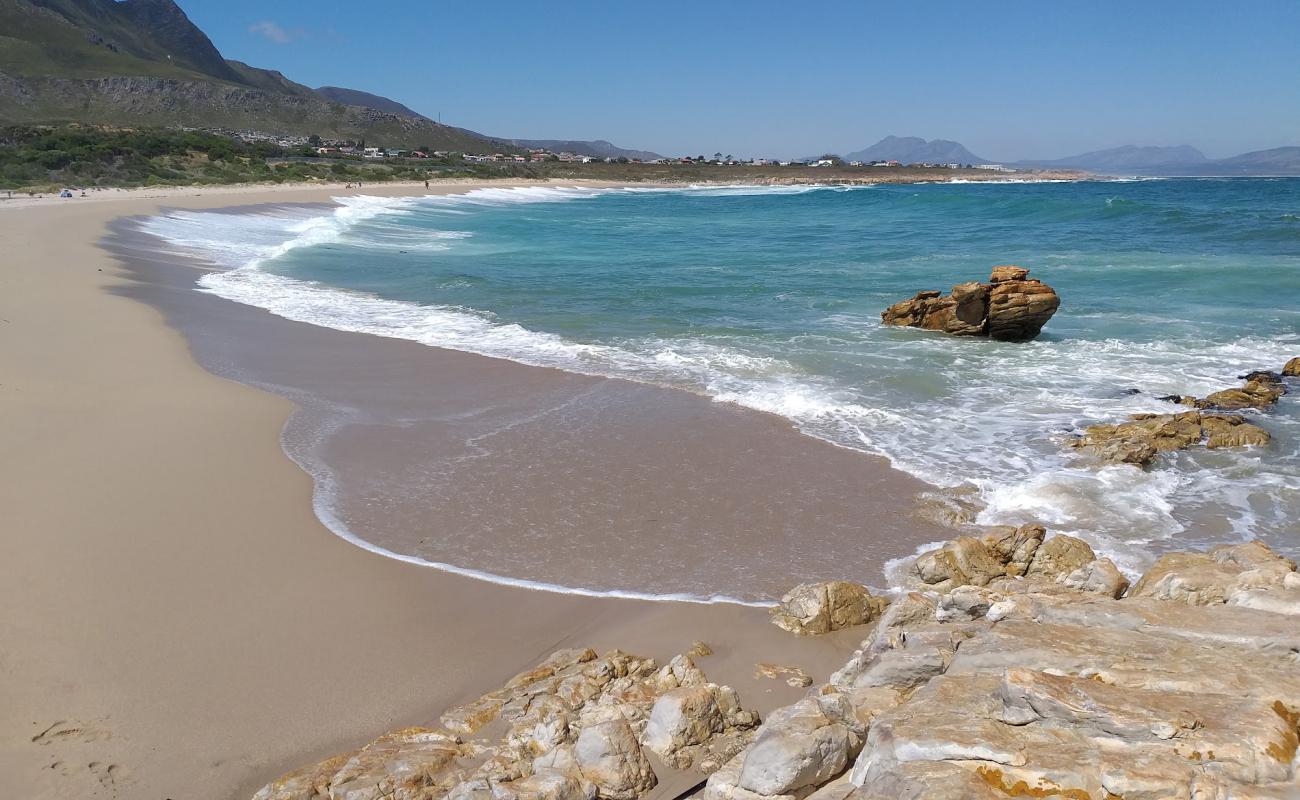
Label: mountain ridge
xmin=508 ymin=138 xmax=663 ymax=161
xmin=841 ymin=136 xmax=987 ymax=165
xmin=0 ymin=0 xmax=514 ymax=151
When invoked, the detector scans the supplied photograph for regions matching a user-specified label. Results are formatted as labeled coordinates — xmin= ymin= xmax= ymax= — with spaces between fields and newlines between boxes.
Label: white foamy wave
xmin=138 ymin=194 xmax=417 ymax=270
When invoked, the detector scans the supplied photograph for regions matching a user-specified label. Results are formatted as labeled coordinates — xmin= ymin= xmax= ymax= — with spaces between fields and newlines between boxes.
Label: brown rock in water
xmin=1070 ymin=411 xmax=1270 ymax=466
xmin=1167 ymin=371 xmax=1287 ymax=411
xmin=769 ymin=581 xmax=889 ymax=635
xmin=881 ymin=266 xmax=1059 ymax=342
xmin=1284 ymin=356 xmax=1300 ymax=376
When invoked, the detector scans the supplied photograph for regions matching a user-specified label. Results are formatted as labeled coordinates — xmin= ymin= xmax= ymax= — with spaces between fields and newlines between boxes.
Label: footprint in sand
xmin=31 ymin=719 xmax=109 ymax=745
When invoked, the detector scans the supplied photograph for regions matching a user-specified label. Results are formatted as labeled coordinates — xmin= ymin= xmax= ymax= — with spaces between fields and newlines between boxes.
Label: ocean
xmin=138 ymin=178 xmax=1300 ymax=597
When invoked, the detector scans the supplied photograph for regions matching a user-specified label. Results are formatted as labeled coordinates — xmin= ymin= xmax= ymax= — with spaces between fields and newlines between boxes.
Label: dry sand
xmin=0 ymin=180 xmax=889 ymax=800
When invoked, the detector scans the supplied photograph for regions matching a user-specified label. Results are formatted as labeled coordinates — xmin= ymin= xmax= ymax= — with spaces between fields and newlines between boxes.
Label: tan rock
xmin=492 ymin=769 xmax=596 ymax=800
xmin=1024 ymin=534 xmax=1096 ymax=582
xmin=1061 ymin=557 xmax=1129 ymax=598
xmin=1131 ymin=540 xmax=1297 ymax=605
xmin=906 ymin=536 xmax=1005 ymax=592
xmin=1070 ymin=411 xmax=1269 ymax=466
xmin=574 ymin=716 xmax=656 ymax=800
xmin=736 ymin=697 xmax=854 ymax=797
xmin=769 ymin=581 xmax=888 ymax=635
xmin=642 ymin=686 xmax=724 ymax=756
xmin=979 ymin=523 xmax=1045 ymax=577
xmin=1283 ymin=356 xmax=1300 ymax=377
xmin=986 ymin=278 xmax=1061 ymax=341
xmin=989 ymin=265 xmax=1030 ymax=283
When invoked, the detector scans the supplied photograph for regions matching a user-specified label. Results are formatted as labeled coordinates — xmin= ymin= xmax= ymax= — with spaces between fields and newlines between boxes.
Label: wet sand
xmin=0 ymin=181 xmax=947 ymax=800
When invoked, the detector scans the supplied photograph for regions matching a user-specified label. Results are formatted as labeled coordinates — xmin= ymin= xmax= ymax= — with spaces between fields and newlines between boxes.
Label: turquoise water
xmin=143 ymin=179 xmax=1300 ymax=572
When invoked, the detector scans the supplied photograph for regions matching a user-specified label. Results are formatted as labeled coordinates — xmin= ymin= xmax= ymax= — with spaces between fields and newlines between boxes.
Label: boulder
xmin=1024 ymin=534 xmax=1096 ymax=582
xmin=906 ymin=536 xmax=1005 ymax=592
xmin=574 ymin=717 xmax=656 ymax=800
xmin=642 ymin=686 xmax=725 ymax=757
xmin=1061 ymin=557 xmax=1130 ymax=598
xmin=986 ymin=276 xmax=1061 ymax=341
xmin=769 ymin=581 xmax=889 ymax=635
xmin=979 ymin=524 xmax=1044 ymax=577
xmin=1283 ymin=356 xmax=1300 ymax=377
xmin=736 ymin=697 xmax=854 ymax=797
xmin=880 ymin=265 xmax=1058 ymax=342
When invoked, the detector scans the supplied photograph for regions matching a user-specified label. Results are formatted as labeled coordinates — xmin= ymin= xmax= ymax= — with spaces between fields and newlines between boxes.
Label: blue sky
xmin=183 ymin=0 xmax=1300 ymax=161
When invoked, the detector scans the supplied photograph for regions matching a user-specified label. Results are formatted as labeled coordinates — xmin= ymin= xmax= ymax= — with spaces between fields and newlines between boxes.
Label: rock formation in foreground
xmin=252 ymin=530 xmax=1300 ymax=800
xmin=880 ymin=266 xmax=1060 ymax=342
xmin=707 ymin=535 xmax=1300 ymax=800
xmin=253 ymin=649 xmax=758 ymax=800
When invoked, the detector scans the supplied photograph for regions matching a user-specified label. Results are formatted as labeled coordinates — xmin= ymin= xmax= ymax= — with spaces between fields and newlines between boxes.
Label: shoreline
xmin=0 ymin=179 xmax=944 ymax=799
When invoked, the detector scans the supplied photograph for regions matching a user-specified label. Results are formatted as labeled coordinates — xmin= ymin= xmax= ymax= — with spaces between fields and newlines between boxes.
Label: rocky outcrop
xmin=1069 ymin=410 xmax=1270 ymax=466
xmin=1165 ymin=371 xmax=1288 ymax=411
xmin=252 ymin=648 xmax=757 ymax=800
xmin=1284 ymin=357 xmax=1300 ymax=377
xmin=769 ymin=581 xmax=889 ymax=636
xmin=903 ymin=525 xmax=1118 ymax=598
xmin=1130 ymin=540 xmax=1298 ymax=606
xmin=880 ymin=266 xmax=1060 ymax=342
xmin=705 ymin=538 xmax=1300 ymax=800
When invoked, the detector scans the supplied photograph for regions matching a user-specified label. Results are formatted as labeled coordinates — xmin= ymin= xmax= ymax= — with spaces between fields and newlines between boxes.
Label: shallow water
xmin=139 ymin=179 xmax=1300 ymax=580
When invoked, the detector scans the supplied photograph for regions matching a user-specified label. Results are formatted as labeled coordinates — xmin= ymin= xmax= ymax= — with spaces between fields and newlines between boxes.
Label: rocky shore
xmin=252 ymin=528 xmax=1300 ymax=800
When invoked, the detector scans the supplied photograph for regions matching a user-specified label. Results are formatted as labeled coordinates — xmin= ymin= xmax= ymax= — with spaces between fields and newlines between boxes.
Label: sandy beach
xmin=0 ymin=179 xmax=951 ymax=800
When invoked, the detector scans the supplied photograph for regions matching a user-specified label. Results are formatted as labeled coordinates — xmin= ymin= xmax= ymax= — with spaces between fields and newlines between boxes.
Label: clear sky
xmin=183 ymin=0 xmax=1300 ymax=161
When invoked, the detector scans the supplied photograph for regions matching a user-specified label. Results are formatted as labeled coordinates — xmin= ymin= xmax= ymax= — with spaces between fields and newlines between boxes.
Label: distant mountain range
xmin=836 ymin=136 xmax=1300 ymax=176
xmin=840 ymin=136 xmax=987 ymax=165
xmin=1014 ymin=144 xmax=1300 ymax=176
xmin=508 ymin=138 xmax=664 ymax=161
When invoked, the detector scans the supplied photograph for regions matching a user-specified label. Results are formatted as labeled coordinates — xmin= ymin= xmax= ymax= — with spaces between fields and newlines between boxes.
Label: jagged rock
xmin=1283 ymin=357 xmax=1300 ymax=377
xmin=736 ymin=697 xmax=855 ymax=797
xmin=688 ymin=641 xmax=714 ymax=658
xmin=254 ymin=648 xmax=749 ymax=800
xmin=979 ymin=524 xmax=1044 ymax=577
xmin=644 ymin=688 xmax=722 ymax=747
xmin=1070 ymin=411 xmax=1270 ymax=466
xmin=1023 ymin=533 xmax=1095 ymax=582
xmin=1130 ymin=540 xmax=1297 ymax=605
xmin=493 ymin=769 xmax=596 ymax=800
xmin=906 ymin=536 xmax=1005 ymax=592
xmin=769 ymin=581 xmax=889 ymax=635
xmin=574 ymin=717 xmax=656 ymax=800
xmin=880 ymin=266 xmax=1059 ymax=342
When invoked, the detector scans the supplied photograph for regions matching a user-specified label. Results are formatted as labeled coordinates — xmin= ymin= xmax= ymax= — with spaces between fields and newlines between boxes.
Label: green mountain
xmin=0 ymin=0 xmax=512 ymax=151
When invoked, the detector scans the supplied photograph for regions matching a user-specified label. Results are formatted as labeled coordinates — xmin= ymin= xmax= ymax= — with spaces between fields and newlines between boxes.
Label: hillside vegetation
xmin=0 ymin=126 xmax=537 ymax=190
xmin=0 ymin=0 xmax=515 ymax=151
